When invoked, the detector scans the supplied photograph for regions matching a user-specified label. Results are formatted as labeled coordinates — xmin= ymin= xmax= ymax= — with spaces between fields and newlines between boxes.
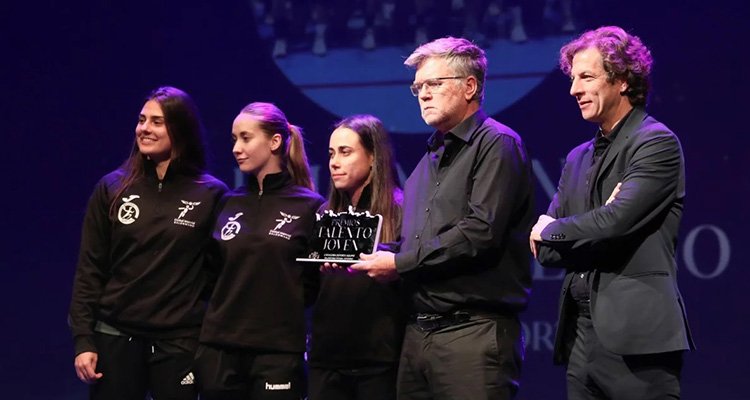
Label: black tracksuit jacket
xmin=309 ymin=186 xmax=406 ymax=368
xmin=200 ymin=172 xmax=324 ymax=353
xmin=69 ymin=164 xmax=228 ymax=355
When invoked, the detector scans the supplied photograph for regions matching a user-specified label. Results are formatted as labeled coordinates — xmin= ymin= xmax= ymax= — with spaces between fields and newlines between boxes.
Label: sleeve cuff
xmin=394 ymin=249 xmax=419 ymax=274
xmin=74 ymin=335 xmax=97 ymax=356
xmin=541 ymin=221 xmax=568 ymax=241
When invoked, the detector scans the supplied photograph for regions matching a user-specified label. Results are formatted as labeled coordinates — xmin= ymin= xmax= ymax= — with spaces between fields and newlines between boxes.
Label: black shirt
xmin=568 ymin=109 xmax=632 ymax=303
xmin=394 ymin=110 xmax=534 ymax=314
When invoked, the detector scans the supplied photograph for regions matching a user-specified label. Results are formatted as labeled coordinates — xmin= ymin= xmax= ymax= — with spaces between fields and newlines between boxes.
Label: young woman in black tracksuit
xmin=69 ymin=86 xmax=228 ymax=400
xmin=195 ymin=102 xmax=324 ymax=400
xmin=309 ymin=114 xmax=405 ymax=400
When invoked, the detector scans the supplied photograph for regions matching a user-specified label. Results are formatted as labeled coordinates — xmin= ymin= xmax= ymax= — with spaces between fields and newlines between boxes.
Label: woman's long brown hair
xmin=109 ymin=86 xmax=207 ymax=217
xmin=327 ymin=115 xmax=402 ymax=243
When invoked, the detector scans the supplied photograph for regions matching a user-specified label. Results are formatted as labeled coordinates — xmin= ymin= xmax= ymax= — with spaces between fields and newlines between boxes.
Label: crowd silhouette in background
xmin=250 ymin=0 xmax=583 ymax=57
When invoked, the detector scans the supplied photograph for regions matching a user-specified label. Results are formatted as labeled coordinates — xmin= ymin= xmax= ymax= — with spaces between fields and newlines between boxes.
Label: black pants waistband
xmin=410 ymin=310 xmax=516 ymax=332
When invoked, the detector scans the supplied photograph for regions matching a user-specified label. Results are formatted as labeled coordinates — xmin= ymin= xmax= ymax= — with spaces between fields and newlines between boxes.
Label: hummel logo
xmin=265 ymin=381 xmax=291 ymax=390
xmin=180 ymin=372 xmax=195 ymax=385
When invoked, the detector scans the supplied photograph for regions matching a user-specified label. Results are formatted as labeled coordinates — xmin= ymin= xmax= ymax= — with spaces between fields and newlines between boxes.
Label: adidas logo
xmin=180 ymin=372 xmax=195 ymax=385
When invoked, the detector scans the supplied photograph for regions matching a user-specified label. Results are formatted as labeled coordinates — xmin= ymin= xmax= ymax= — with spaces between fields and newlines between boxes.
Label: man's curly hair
xmin=560 ymin=26 xmax=653 ymax=107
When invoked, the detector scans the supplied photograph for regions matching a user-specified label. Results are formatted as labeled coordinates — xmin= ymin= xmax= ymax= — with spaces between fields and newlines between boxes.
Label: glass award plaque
xmin=296 ymin=206 xmax=383 ymax=264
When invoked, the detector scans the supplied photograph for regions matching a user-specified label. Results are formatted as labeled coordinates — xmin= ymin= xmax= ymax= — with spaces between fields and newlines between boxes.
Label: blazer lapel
xmin=595 ymin=107 xmax=648 ymax=182
xmin=579 ymin=141 xmax=596 ymax=210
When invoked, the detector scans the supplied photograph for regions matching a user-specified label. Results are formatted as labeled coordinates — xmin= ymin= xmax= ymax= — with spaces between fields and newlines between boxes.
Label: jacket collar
xmin=245 ymin=171 xmax=291 ymax=193
xmin=144 ymin=159 xmax=173 ymax=181
xmin=595 ymin=107 xmax=648 ymax=180
xmin=426 ymin=109 xmax=488 ymax=151
xmin=347 ymin=182 xmax=372 ymax=211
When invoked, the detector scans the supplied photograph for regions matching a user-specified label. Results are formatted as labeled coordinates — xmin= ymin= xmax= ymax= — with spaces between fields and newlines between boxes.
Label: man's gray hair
xmin=404 ymin=36 xmax=487 ymax=103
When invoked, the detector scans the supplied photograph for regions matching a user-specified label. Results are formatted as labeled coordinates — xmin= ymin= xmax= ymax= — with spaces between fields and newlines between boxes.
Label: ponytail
xmin=286 ymin=123 xmax=315 ymax=191
xmin=238 ymin=102 xmax=315 ymax=191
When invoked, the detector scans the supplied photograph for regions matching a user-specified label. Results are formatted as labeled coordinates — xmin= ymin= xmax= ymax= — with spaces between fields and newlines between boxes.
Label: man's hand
xmin=320 ymin=262 xmax=361 ymax=275
xmin=529 ymin=215 xmax=556 ymax=257
xmin=74 ymin=351 xmax=103 ymax=384
xmin=605 ymin=182 xmax=622 ymax=206
xmin=320 ymin=262 xmax=343 ymax=273
xmin=350 ymin=251 xmax=399 ymax=283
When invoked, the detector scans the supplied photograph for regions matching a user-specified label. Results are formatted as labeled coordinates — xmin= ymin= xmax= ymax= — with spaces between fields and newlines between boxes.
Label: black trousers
xmin=308 ymin=365 xmax=397 ymax=400
xmin=194 ymin=344 xmax=305 ymax=400
xmin=397 ymin=314 xmax=523 ymax=400
xmin=566 ymin=311 xmax=683 ymax=400
xmin=89 ymin=332 xmax=198 ymax=400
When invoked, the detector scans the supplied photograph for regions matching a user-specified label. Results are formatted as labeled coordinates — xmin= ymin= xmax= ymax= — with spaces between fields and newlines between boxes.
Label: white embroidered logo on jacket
xmin=117 ymin=195 xmax=141 ymax=225
xmin=221 ymin=212 xmax=244 ymax=241
xmin=269 ymin=211 xmax=299 ymax=240
xmin=174 ymin=200 xmax=201 ymax=228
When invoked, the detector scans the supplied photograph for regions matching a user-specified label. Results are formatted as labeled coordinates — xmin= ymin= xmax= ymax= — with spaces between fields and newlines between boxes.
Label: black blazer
xmin=537 ymin=108 xmax=695 ymax=364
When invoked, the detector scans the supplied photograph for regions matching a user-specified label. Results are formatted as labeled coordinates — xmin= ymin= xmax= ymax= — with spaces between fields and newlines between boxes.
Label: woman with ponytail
xmin=308 ymin=114 xmax=405 ymax=400
xmin=195 ymin=102 xmax=324 ymax=400
xmin=69 ymin=86 xmax=228 ymax=400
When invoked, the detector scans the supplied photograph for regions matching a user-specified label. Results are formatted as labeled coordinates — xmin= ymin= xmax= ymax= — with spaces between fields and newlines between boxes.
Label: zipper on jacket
xmin=158 ymin=181 xmax=163 ymax=192
xmin=258 ymin=189 xmax=263 ymax=199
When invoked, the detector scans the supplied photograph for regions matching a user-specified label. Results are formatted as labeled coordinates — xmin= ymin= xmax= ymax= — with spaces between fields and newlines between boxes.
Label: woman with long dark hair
xmin=196 ymin=102 xmax=324 ymax=400
xmin=308 ymin=114 xmax=405 ymax=400
xmin=69 ymin=86 xmax=228 ymax=399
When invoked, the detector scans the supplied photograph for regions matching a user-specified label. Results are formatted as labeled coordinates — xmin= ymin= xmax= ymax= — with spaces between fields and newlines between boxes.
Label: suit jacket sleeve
xmin=535 ymin=147 xmax=597 ymax=268
xmin=536 ymin=154 xmax=572 ymax=268
xmin=541 ymin=128 xmax=683 ymax=248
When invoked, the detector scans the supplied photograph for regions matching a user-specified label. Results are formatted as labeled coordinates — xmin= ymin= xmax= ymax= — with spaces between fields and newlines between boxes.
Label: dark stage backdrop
xmin=3 ymin=1 xmax=747 ymax=398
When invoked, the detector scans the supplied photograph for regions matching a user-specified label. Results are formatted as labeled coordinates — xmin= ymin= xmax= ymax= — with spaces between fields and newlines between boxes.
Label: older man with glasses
xmin=352 ymin=36 xmax=534 ymax=400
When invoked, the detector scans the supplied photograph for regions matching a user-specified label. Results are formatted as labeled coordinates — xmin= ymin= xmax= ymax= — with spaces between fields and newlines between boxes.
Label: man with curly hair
xmin=530 ymin=26 xmax=695 ymax=399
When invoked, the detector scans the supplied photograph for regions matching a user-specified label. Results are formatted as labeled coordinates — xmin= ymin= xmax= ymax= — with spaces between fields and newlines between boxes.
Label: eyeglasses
xmin=409 ymin=76 xmax=465 ymax=97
